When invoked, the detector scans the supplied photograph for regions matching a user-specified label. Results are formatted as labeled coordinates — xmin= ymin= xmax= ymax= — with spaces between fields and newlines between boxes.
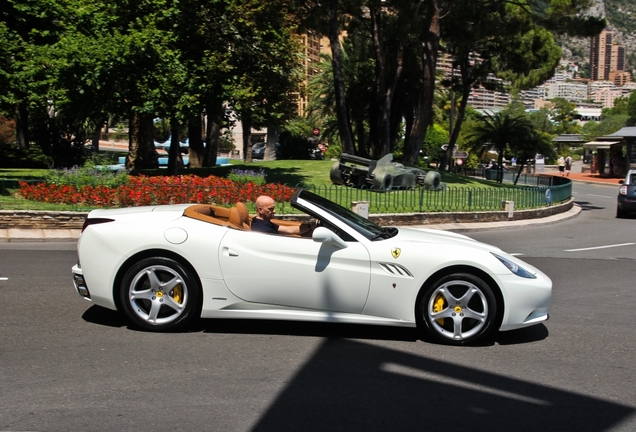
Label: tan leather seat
xmin=228 ymin=207 xmax=243 ymax=229
xmin=235 ymin=202 xmax=251 ymax=229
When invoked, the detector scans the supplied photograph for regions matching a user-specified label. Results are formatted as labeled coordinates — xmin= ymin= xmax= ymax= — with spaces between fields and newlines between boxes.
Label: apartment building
xmin=590 ymin=30 xmax=629 ymax=85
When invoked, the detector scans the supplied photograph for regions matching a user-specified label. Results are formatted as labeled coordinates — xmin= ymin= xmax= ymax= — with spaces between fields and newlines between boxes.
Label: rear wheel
xmin=120 ymin=257 xmax=200 ymax=332
xmin=419 ymin=273 xmax=497 ymax=345
xmin=329 ymin=162 xmax=344 ymax=185
xmin=373 ymin=173 xmax=394 ymax=191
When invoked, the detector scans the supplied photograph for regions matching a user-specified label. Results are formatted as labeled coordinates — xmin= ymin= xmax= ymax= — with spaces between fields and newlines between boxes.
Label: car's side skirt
xmin=200 ymin=302 xmax=416 ymax=327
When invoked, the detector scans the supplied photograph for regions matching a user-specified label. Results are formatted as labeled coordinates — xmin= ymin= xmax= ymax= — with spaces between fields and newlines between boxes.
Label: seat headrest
xmin=235 ymin=202 xmax=250 ymax=226
xmin=229 ymin=207 xmax=242 ymax=229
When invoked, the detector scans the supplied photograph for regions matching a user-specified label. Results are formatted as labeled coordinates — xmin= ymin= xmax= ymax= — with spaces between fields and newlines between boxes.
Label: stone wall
xmin=0 ymin=210 xmax=89 ymax=229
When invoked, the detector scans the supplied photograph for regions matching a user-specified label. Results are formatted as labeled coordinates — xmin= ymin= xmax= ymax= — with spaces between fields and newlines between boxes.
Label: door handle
xmin=223 ymin=247 xmax=239 ymax=257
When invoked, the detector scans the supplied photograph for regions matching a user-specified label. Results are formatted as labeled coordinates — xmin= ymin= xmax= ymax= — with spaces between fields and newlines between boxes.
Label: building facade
xmin=590 ymin=30 xmax=629 ymax=84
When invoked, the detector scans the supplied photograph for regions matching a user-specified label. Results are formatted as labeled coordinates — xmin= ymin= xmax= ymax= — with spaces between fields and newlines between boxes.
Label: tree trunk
xmin=167 ymin=123 xmax=184 ymax=175
xmin=370 ymin=6 xmax=404 ymax=158
xmin=265 ymin=124 xmax=278 ymax=160
xmin=203 ymin=100 xmax=222 ymax=167
xmin=242 ymin=113 xmax=252 ymax=163
xmin=127 ymin=111 xmax=158 ymax=170
xmin=403 ymin=0 xmax=440 ymax=165
xmin=15 ymin=103 xmax=29 ymax=149
xmin=188 ymin=113 xmax=205 ymax=168
xmin=328 ymin=0 xmax=355 ymax=154
xmin=496 ymin=147 xmax=505 ymax=183
xmin=91 ymin=120 xmax=103 ymax=154
xmin=514 ymin=163 xmax=525 ymax=185
xmin=440 ymin=54 xmax=471 ymax=172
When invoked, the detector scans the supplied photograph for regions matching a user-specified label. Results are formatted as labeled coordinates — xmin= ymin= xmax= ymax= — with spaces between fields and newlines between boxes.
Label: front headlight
xmin=492 ymin=253 xmax=536 ymax=279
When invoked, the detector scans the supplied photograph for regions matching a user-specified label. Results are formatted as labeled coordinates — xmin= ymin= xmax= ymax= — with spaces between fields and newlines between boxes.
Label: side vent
xmin=377 ymin=262 xmax=413 ymax=278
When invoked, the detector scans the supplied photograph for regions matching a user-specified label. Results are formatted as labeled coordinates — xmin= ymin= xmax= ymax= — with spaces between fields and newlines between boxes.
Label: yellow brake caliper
xmin=171 ymin=284 xmax=183 ymax=304
xmin=433 ymin=294 xmax=446 ymax=326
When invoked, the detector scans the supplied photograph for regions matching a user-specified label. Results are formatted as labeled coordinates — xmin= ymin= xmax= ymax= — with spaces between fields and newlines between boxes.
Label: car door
xmin=218 ymin=229 xmax=371 ymax=313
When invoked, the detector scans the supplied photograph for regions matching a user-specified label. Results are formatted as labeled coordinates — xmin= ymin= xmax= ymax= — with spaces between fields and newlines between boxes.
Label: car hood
xmin=393 ymin=226 xmax=503 ymax=254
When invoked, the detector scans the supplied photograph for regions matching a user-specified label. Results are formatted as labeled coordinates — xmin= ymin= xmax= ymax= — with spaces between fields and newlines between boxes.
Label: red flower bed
xmin=18 ymin=175 xmax=296 ymax=207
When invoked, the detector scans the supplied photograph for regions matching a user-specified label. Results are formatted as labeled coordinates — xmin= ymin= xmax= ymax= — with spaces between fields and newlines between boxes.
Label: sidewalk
xmin=539 ymin=170 xmax=623 ymax=186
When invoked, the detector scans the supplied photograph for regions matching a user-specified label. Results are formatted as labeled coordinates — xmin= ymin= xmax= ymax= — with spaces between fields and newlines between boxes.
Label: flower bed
xmin=18 ymin=175 xmax=295 ymax=207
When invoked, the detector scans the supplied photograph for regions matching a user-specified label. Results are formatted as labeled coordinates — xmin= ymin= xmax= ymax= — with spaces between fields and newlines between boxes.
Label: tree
xmin=466 ymin=111 xmax=533 ymax=183
xmin=421 ymin=123 xmax=448 ymax=165
xmin=627 ymin=91 xmax=636 ymax=126
xmin=581 ymin=115 xmax=628 ymax=140
xmin=437 ymin=0 xmax=596 ymax=171
xmin=509 ymin=130 xmax=555 ymax=184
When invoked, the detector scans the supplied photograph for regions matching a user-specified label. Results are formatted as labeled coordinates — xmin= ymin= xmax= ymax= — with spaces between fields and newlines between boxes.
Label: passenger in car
xmin=252 ymin=195 xmax=315 ymax=235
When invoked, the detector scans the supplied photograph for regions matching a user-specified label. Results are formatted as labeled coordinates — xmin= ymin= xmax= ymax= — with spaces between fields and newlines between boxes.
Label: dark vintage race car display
xmin=72 ymin=189 xmax=552 ymax=345
xmin=617 ymin=169 xmax=636 ymax=218
xmin=330 ymin=153 xmax=444 ymax=191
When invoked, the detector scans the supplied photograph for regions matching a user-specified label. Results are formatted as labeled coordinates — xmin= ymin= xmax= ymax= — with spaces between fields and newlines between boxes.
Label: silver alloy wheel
xmin=127 ymin=264 xmax=189 ymax=326
xmin=426 ymin=279 xmax=489 ymax=341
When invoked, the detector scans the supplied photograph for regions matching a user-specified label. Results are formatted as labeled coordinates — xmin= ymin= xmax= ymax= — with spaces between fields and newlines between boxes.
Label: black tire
xmin=119 ymin=257 xmax=200 ymax=332
xmin=329 ymin=162 xmax=344 ymax=185
xmin=423 ymin=171 xmax=441 ymax=189
xmin=419 ymin=273 xmax=497 ymax=345
xmin=373 ymin=173 xmax=394 ymax=191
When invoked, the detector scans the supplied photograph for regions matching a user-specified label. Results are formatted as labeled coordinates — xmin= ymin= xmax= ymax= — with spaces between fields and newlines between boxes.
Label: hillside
xmin=559 ymin=0 xmax=636 ymax=75
xmin=605 ymin=0 xmax=636 ymax=69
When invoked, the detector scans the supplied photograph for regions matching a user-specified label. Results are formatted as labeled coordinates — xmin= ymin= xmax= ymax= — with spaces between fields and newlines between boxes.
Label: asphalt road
xmin=1 ymin=181 xmax=635 ymax=431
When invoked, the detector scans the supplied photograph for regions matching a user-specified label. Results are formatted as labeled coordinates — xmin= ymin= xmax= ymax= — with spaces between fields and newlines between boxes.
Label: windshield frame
xmin=291 ymin=189 xmax=389 ymax=240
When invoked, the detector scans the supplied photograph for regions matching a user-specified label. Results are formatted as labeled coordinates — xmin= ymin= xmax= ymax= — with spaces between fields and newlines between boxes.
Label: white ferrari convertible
xmin=72 ymin=189 xmax=551 ymax=345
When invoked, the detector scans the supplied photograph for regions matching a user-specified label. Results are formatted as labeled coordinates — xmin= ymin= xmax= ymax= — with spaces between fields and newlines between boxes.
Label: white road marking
xmin=587 ymin=194 xmax=612 ymax=199
xmin=0 ymin=277 xmax=8 ymax=281
xmin=564 ymin=243 xmax=635 ymax=252
xmin=509 ymin=253 xmax=524 ymax=256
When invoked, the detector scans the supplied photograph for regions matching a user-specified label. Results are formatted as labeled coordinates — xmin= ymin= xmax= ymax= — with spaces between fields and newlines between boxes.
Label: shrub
xmin=227 ymin=168 xmax=266 ymax=186
xmin=44 ymin=157 xmax=129 ymax=188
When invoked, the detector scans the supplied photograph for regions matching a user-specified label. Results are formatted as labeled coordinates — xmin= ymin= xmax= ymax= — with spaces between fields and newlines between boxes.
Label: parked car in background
xmin=251 ymin=142 xmax=280 ymax=159
xmin=617 ymin=170 xmax=636 ymax=218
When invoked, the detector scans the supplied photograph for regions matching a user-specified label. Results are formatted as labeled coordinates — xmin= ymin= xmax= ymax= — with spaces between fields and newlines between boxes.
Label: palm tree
xmin=466 ymin=111 xmax=533 ymax=183
xmin=509 ymin=130 xmax=555 ymax=185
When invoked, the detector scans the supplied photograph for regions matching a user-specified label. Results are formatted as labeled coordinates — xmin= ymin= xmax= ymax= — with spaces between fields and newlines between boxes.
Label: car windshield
xmin=292 ymin=189 xmax=397 ymax=241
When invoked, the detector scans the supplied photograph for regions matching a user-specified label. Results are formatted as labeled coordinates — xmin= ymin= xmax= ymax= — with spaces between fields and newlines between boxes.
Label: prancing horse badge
xmin=391 ymin=248 xmax=401 ymax=259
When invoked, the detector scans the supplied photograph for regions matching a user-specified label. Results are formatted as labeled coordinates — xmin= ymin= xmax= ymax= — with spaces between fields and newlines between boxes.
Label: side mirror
xmin=312 ymin=227 xmax=348 ymax=249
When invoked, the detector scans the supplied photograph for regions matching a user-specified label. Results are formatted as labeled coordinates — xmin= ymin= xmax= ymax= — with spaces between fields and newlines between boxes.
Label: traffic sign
xmin=453 ymin=151 xmax=468 ymax=158
xmin=441 ymin=144 xmax=458 ymax=151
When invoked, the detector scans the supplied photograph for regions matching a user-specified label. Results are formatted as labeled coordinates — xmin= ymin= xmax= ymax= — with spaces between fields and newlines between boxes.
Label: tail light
xmin=82 ymin=218 xmax=115 ymax=232
xmin=619 ymin=186 xmax=627 ymax=195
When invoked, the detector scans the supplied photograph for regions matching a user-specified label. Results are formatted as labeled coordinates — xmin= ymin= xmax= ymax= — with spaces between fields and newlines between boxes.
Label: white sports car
xmin=72 ymin=189 xmax=552 ymax=345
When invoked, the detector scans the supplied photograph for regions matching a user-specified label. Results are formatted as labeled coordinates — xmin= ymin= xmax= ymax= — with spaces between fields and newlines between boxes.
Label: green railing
xmin=0 ymin=175 xmax=572 ymax=214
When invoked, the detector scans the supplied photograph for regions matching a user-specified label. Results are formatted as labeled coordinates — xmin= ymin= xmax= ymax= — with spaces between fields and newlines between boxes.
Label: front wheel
xmin=419 ymin=273 xmax=497 ymax=345
xmin=120 ymin=257 xmax=201 ymax=332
